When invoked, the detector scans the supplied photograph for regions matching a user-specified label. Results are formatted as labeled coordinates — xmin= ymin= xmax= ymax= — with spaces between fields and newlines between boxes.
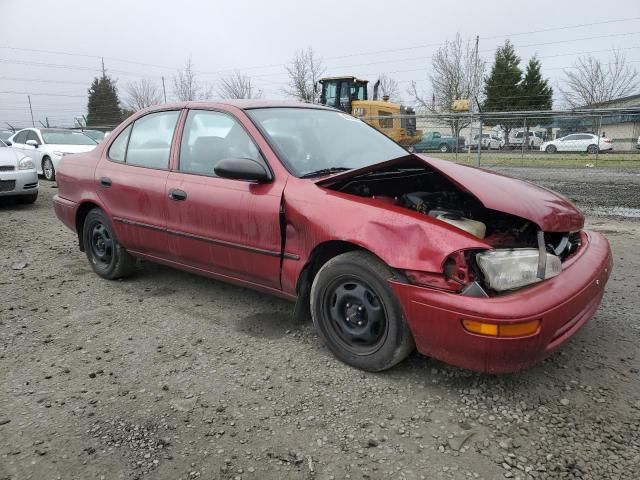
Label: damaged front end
xmin=317 ymin=155 xmax=584 ymax=297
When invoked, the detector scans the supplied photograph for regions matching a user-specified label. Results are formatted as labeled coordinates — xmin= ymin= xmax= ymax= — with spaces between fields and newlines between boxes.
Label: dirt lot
xmin=1 ymin=182 xmax=639 ymax=480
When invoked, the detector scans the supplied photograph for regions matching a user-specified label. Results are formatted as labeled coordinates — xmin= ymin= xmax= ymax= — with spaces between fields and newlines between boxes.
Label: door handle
xmin=99 ymin=176 xmax=112 ymax=187
xmin=169 ymin=189 xmax=187 ymax=201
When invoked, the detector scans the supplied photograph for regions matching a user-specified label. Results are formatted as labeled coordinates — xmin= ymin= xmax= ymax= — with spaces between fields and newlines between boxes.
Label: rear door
xmin=95 ymin=110 xmax=181 ymax=256
xmin=165 ymin=108 xmax=285 ymax=288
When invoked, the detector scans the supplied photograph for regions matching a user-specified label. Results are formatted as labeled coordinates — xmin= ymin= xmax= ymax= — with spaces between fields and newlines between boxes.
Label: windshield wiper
xmin=299 ymin=167 xmax=352 ymax=178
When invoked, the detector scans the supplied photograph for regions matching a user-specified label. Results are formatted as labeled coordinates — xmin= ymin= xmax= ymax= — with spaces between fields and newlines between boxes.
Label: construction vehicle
xmin=318 ymin=76 xmax=422 ymax=146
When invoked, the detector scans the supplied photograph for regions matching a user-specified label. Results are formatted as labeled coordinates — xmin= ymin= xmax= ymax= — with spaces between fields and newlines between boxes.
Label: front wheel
xmin=82 ymin=208 xmax=136 ymax=279
xmin=42 ymin=157 xmax=55 ymax=181
xmin=545 ymin=145 xmax=557 ymax=154
xmin=310 ymin=251 xmax=415 ymax=372
xmin=439 ymin=144 xmax=451 ymax=153
xmin=587 ymin=144 xmax=599 ymax=154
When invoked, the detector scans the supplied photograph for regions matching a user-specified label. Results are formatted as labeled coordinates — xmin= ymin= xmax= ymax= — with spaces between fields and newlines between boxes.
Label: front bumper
xmin=0 ymin=169 xmax=38 ymax=196
xmin=391 ymin=230 xmax=612 ymax=374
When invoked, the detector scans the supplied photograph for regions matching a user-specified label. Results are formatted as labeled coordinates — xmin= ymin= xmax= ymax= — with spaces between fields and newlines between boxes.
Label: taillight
xmin=603 ymin=138 xmax=612 ymax=143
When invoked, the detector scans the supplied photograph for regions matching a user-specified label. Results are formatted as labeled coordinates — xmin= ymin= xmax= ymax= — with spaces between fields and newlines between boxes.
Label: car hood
xmin=315 ymin=155 xmax=584 ymax=232
xmin=45 ymin=144 xmax=97 ymax=154
xmin=0 ymin=147 xmax=27 ymax=165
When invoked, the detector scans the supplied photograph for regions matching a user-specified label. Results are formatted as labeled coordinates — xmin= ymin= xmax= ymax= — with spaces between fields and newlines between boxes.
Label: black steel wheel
xmin=439 ymin=144 xmax=450 ymax=153
xmin=310 ymin=251 xmax=414 ymax=371
xmin=42 ymin=157 xmax=55 ymax=181
xmin=82 ymin=208 xmax=135 ymax=279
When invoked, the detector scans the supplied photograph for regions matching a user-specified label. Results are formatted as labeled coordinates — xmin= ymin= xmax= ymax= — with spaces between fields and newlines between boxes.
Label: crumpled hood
xmin=316 ymin=155 xmax=584 ymax=232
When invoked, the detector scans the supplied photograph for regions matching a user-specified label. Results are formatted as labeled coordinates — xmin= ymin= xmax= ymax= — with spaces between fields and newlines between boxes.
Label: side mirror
xmin=5 ymin=140 xmax=11 ymax=146
xmin=26 ymin=139 xmax=39 ymax=148
xmin=214 ymin=157 xmax=271 ymax=183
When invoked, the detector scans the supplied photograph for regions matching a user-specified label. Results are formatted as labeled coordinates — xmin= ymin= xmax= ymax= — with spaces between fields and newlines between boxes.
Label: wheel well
xmin=75 ymin=202 xmax=100 ymax=251
xmin=293 ymin=241 xmax=368 ymax=320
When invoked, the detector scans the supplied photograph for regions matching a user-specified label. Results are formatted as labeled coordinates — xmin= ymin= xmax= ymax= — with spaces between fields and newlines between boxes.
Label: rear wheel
xmin=439 ymin=144 xmax=450 ymax=153
xmin=82 ymin=208 xmax=136 ymax=279
xmin=545 ymin=145 xmax=557 ymax=154
xmin=42 ymin=157 xmax=55 ymax=181
xmin=587 ymin=144 xmax=599 ymax=154
xmin=310 ymin=251 xmax=414 ymax=372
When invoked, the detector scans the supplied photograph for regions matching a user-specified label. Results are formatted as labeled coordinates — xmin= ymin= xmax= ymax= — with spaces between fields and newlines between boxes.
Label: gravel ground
xmin=1 ymin=183 xmax=639 ymax=480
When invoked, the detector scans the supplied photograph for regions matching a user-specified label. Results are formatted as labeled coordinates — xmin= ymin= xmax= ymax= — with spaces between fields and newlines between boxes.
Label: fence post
xmin=595 ymin=115 xmax=602 ymax=166
xmin=476 ymin=116 xmax=482 ymax=167
xmin=521 ymin=116 xmax=527 ymax=163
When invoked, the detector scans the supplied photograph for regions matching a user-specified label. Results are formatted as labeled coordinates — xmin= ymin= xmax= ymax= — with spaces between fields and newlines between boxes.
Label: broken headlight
xmin=476 ymin=249 xmax=561 ymax=292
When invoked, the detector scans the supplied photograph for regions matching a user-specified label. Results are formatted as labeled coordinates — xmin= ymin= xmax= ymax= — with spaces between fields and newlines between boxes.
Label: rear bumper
xmin=53 ymin=194 xmax=78 ymax=231
xmin=0 ymin=169 xmax=38 ymax=196
xmin=391 ymin=230 xmax=612 ymax=374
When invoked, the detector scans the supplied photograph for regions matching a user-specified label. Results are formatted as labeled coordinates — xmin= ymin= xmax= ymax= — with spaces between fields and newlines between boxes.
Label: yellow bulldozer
xmin=318 ymin=76 xmax=422 ymax=146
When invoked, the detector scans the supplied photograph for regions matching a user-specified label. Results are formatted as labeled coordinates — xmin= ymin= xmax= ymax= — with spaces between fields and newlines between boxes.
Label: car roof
xmin=144 ymin=99 xmax=336 ymax=112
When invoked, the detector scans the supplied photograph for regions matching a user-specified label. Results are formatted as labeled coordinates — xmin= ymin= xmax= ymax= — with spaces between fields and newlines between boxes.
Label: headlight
xmin=18 ymin=157 xmax=35 ymax=170
xmin=476 ymin=249 xmax=561 ymax=292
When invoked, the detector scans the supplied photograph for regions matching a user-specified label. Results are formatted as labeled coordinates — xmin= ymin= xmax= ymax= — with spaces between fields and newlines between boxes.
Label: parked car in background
xmin=540 ymin=133 xmax=613 ymax=154
xmin=507 ymin=130 xmax=545 ymax=149
xmin=0 ymin=139 xmax=38 ymax=203
xmin=469 ymin=133 xmax=502 ymax=150
xmin=413 ymin=131 xmax=465 ymax=153
xmin=7 ymin=128 xmax=97 ymax=181
xmin=53 ymin=101 xmax=612 ymax=374
xmin=0 ymin=130 xmax=14 ymax=142
xmin=636 ymin=135 xmax=640 ymax=149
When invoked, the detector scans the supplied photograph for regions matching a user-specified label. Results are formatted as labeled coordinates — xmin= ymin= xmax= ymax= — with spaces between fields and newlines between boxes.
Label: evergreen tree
xmin=483 ymin=40 xmax=523 ymax=112
xmin=87 ymin=74 xmax=123 ymax=127
xmin=483 ymin=40 xmax=523 ymax=146
xmin=520 ymin=56 xmax=553 ymax=110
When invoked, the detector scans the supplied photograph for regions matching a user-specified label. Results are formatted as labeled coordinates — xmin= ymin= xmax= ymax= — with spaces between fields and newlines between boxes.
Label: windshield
xmin=41 ymin=130 xmax=97 ymax=145
xmin=247 ymin=108 xmax=408 ymax=177
xmin=82 ymin=130 xmax=106 ymax=142
xmin=0 ymin=131 xmax=12 ymax=141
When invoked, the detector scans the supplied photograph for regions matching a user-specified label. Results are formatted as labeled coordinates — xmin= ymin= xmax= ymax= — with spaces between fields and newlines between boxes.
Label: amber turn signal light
xmin=462 ymin=319 xmax=540 ymax=338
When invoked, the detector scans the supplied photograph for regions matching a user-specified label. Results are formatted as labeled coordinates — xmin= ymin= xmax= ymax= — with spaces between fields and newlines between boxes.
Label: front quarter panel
xmin=280 ymin=178 xmax=490 ymax=294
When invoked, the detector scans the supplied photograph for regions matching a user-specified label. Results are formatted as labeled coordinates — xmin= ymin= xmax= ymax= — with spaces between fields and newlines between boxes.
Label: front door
xmin=165 ymin=109 xmax=285 ymax=289
xmin=95 ymin=110 xmax=181 ymax=256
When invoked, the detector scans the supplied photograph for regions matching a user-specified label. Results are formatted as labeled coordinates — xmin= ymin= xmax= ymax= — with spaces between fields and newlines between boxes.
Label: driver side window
xmin=179 ymin=110 xmax=264 ymax=177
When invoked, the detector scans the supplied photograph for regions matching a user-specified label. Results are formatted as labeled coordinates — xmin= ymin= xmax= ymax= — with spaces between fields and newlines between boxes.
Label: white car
xmin=470 ymin=133 xmax=502 ymax=150
xmin=7 ymin=128 xmax=97 ymax=181
xmin=0 ymin=139 xmax=38 ymax=203
xmin=540 ymin=133 xmax=613 ymax=154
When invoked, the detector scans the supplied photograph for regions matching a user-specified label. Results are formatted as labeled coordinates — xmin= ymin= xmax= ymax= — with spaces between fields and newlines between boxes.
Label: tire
xmin=439 ymin=144 xmax=450 ymax=153
xmin=587 ymin=144 xmax=598 ymax=154
xmin=310 ymin=251 xmax=415 ymax=372
xmin=545 ymin=145 xmax=557 ymax=154
xmin=19 ymin=193 xmax=38 ymax=204
xmin=42 ymin=157 xmax=55 ymax=181
xmin=82 ymin=208 xmax=136 ymax=279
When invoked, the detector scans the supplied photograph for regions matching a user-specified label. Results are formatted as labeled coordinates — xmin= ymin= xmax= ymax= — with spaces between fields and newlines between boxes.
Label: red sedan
xmin=53 ymin=101 xmax=612 ymax=373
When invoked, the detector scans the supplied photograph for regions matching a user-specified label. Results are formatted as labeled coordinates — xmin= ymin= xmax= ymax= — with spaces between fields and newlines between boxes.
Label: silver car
xmin=0 ymin=140 xmax=39 ymax=203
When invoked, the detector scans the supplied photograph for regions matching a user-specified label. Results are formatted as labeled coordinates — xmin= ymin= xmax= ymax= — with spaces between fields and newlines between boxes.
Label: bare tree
xmin=560 ymin=50 xmax=639 ymax=108
xmin=369 ymin=74 xmax=401 ymax=102
xmin=123 ymin=79 xmax=163 ymax=111
xmin=409 ymin=33 xmax=485 ymax=135
xmin=284 ymin=47 xmax=325 ymax=103
xmin=172 ymin=57 xmax=213 ymax=101
xmin=217 ymin=71 xmax=262 ymax=99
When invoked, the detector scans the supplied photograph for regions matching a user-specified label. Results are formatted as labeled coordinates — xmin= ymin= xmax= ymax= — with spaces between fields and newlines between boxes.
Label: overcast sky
xmin=0 ymin=0 xmax=639 ymax=128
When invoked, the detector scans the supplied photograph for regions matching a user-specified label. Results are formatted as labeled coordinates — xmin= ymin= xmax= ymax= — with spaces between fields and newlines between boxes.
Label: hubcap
xmin=90 ymin=222 xmax=113 ymax=267
xmin=44 ymin=160 xmax=53 ymax=179
xmin=324 ymin=278 xmax=388 ymax=355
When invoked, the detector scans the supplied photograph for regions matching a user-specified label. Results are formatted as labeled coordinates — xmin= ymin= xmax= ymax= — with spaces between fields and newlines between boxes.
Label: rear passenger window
xmin=179 ymin=110 xmax=263 ymax=176
xmin=108 ymin=125 xmax=131 ymax=162
xmin=126 ymin=111 xmax=179 ymax=169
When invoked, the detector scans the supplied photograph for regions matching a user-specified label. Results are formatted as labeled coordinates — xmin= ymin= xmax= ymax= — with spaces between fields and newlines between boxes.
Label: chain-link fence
xmin=358 ymin=107 xmax=640 ymax=218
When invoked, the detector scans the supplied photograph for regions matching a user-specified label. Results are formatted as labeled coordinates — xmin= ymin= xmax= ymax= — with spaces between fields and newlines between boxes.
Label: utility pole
xmin=161 ymin=76 xmax=167 ymax=103
xmin=27 ymin=96 xmax=35 ymax=127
